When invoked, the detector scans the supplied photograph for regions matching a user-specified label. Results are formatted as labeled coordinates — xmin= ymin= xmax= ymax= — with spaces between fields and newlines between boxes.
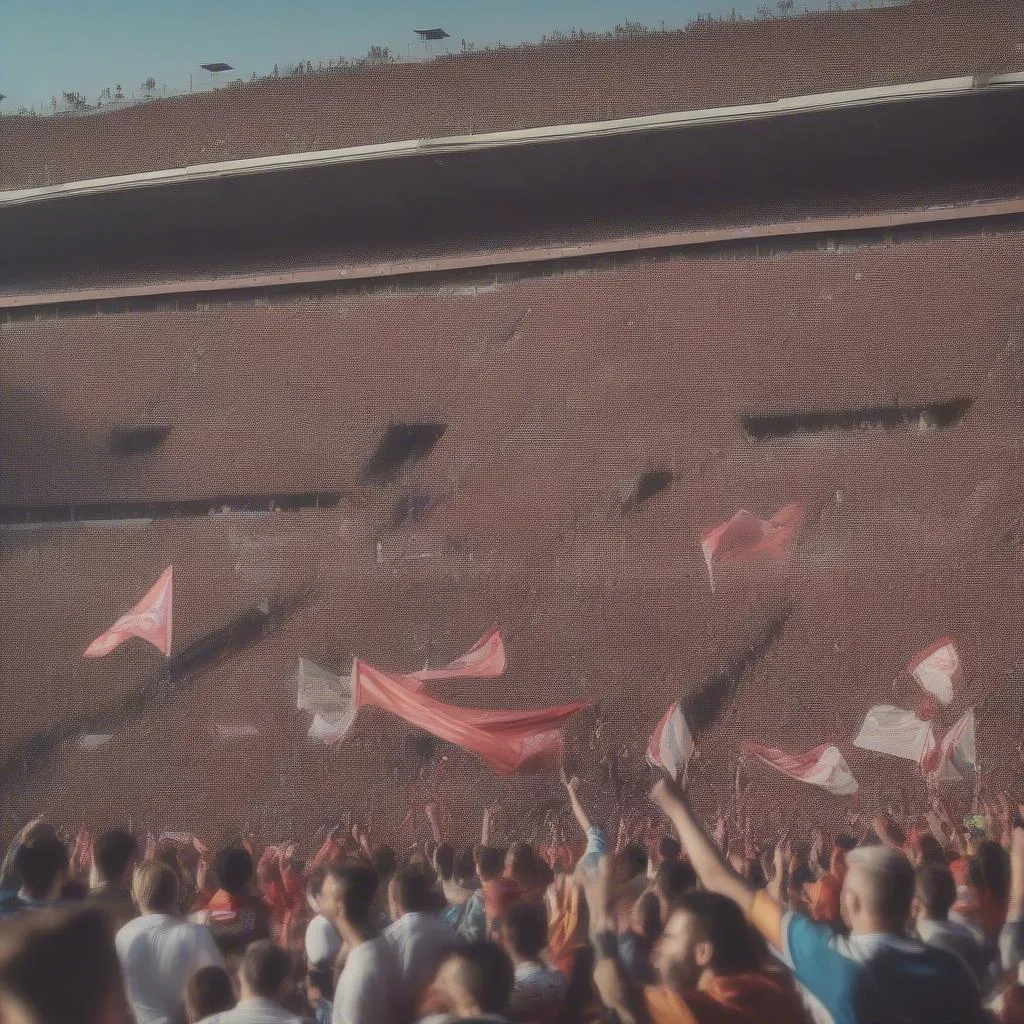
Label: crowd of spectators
xmin=0 ymin=766 xmax=1022 ymax=1024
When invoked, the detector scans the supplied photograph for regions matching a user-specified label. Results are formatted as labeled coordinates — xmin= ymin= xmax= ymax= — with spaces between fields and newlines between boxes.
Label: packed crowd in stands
xmin=0 ymin=767 xmax=1022 ymax=1024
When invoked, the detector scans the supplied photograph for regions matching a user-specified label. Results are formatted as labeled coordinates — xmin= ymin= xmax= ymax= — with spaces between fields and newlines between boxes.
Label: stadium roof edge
xmin=3 ymin=71 xmax=1024 ymax=210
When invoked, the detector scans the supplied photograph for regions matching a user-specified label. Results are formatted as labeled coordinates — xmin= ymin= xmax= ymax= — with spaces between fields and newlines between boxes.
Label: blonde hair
xmin=131 ymin=860 xmax=179 ymax=914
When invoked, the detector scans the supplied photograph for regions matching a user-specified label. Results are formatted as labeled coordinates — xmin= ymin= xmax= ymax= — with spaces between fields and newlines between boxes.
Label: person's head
xmin=305 ymin=864 xmax=328 ymax=914
xmin=910 ymin=832 xmax=946 ymax=869
xmin=304 ymin=961 xmax=333 ymax=1009
xmin=914 ymin=864 xmax=956 ymax=923
xmin=658 ymin=837 xmax=682 ymax=864
xmin=654 ymin=860 xmax=697 ymax=923
xmin=654 ymin=890 xmax=761 ymax=992
xmin=500 ymin=900 xmax=548 ymax=963
xmin=131 ymin=860 xmax=180 ymax=915
xmin=616 ymin=842 xmax=648 ymax=883
xmin=475 ymin=846 xmax=505 ymax=883
xmin=432 ymin=942 xmax=514 ymax=1017
xmin=319 ymin=860 xmax=378 ymax=931
xmin=632 ymin=889 xmax=663 ymax=943
xmin=388 ymin=865 xmax=435 ymax=919
xmin=0 ymin=906 xmax=132 ymax=1024
xmin=15 ymin=837 xmax=69 ymax=902
xmin=834 ymin=833 xmax=858 ymax=853
xmin=455 ymin=848 xmax=477 ymax=887
xmin=841 ymin=846 xmax=915 ymax=935
xmin=504 ymin=842 xmax=541 ymax=889
xmin=970 ymin=840 xmax=1010 ymax=903
xmin=185 ymin=965 xmax=236 ymax=1023
xmin=239 ymin=940 xmax=292 ymax=1003
xmin=371 ymin=846 xmax=397 ymax=882
xmin=93 ymin=829 xmax=138 ymax=889
xmin=434 ymin=843 xmax=456 ymax=883
xmin=214 ymin=847 xmax=254 ymax=896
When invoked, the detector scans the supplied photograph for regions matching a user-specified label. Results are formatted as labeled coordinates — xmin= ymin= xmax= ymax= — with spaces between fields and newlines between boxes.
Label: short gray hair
xmin=846 ymin=845 xmax=915 ymax=928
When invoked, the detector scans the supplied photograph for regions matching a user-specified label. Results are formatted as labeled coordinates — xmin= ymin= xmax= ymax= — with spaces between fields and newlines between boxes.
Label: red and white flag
xmin=84 ymin=566 xmax=173 ymax=658
xmin=351 ymin=659 xmax=587 ymax=774
xmin=742 ymin=740 xmax=859 ymax=796
xmin=407 ymin=628 xmax=507 ymax=688
xmin=908 ymin=638 xmax=961 ymax=706
xmin=646 ymin=702 xmax=695 ymax=779
xmin=853 ymin=704 xmax=936 ymax=767
xmin=700 ymin=503 xmax=803 ymax=591
xmin=922 ymin=710 xmax=977 ymax=783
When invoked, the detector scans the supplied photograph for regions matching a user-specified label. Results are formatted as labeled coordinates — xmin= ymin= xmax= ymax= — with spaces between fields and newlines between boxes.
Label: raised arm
xmin=1002 ymin=824 xmax=1024 ymax=974
xmin=1008 ymin=823 xmax=1024 ymax=924
xmin=425 ymin=802 xmax=443 ymax=846
xmin=561 ymin=768 xmax=593 ymax=837
xmin=481 ymin=801 xmax=497 ymax=848
xmin=584 ymin=855 xmax=652 ymax=1024
xmin=648 ymin=778 xmax=786 ymax=952
xmin=767 ymin=836 xmax=790 ymax=905
xmin=872 ymin=812 xmax=905 ymax=851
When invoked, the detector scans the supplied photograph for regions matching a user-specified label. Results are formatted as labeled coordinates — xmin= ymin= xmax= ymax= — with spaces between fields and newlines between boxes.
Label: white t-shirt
xmin=384 ymin=911 xmax=458 ymax=1008
xmin=200 ymin=996 xmax=303 ymax=1023
xmin=332 ymin=936 xmax=402 ymax=1024
xmin=306 ymin=913 xmax=342 ymax=965
xmin=507 ymin=960 xmax=567 ymax=1021
xmin=116 ymin=913 xmax=223 ymax=1024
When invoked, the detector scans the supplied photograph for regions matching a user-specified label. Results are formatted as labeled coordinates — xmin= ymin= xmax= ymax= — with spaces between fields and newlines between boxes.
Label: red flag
xmin=407 ymin=628 xmax=507 ymax=689
xmin=743 ymin=740 xmax=858 ymax=796
xmin=352 ymin=659 xmax=587 ymax=774
xmin=700 ymin=504 xmax=803 ymax=591
xmin=907 ymin=637 xmax=961 ymax=706
xmin=84 ymin=566 xmax=173 ymax=658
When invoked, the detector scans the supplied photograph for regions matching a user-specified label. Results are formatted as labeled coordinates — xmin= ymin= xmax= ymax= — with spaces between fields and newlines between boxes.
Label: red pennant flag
xmin=352 ymin=659 xmax=587 ymax=774
xmin=407 ymin=628 xmax=507 ymax=689
xmin=84 ymin=566 xmax=173 ymax=658
xmin=743 ymin=740 xmax=858 ymax=796
xmin=700 ymin=504 xmax=803 ymax=591
xmin=907 ymin=637 xmax=961 ymax=706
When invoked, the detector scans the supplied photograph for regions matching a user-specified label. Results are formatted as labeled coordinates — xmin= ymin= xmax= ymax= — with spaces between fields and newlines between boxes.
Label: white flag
xmin=853 ymin=704 xmax=936 ymax=766
xmin=296 ymin=658 xmax=356 ymax=745
xmin=646 ymin=702 xmax=695 ymax=778
xmin=908 ymin=638 xmax=961 ymax=705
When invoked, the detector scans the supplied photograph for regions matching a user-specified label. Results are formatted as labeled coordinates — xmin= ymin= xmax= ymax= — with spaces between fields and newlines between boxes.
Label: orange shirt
xmin=645 ymin=971 xmax=811 ymax=1024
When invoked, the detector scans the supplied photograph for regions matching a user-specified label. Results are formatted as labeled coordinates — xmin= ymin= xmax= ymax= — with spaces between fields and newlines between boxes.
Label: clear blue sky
xmin=2 ymin=0 xmax=843 ymax=111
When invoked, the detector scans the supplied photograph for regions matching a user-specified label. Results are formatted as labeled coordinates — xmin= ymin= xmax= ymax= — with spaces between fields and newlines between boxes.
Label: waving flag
xmin=84 ymin=566 xmax=173 ymax=658
xmin=352 ymin=659 xmax=587 ymax=774
xmin=743 ymin=741 xmax=859 ymax=796
xmin=407 ymin=629 xmax=507 ymax=689
xmin=853 ymin=704 xmax=936 ymax=766
xmin=646 ymin=702 xmax=695 ymax=779
xmin=296 ymin=658 xmax=356 ymax=745
xmin=701 ymin=504 xmax=803 ymax=591
xmin=922 ymin=710 xmax=977 ymax=783
xmin=908 ymin=638 xmax=961 ymax=705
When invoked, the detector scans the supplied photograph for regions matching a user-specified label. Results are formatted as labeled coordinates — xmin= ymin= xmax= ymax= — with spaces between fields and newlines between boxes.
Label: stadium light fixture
xmin=414 ymin=28 xmax=449 ymax=41
xmin=199 ymin=62 xmax=234 ymax=73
